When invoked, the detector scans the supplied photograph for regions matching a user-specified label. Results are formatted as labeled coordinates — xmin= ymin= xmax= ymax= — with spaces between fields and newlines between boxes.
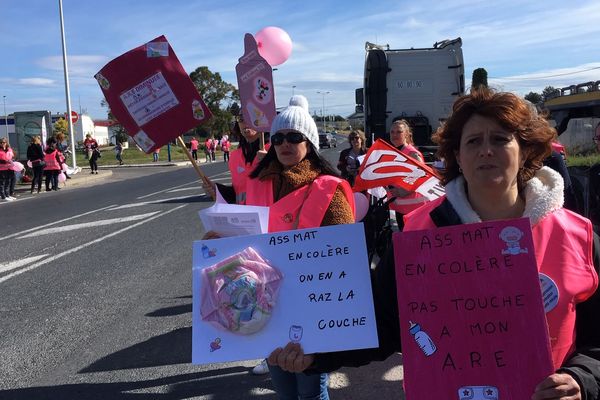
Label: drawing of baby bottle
xmin=409 ymin=321 xmax=437 ymax=356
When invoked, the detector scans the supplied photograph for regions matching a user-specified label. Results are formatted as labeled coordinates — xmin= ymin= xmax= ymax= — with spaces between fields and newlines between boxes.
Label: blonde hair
xmin=391 ymin=120 xmax=415 ymax=145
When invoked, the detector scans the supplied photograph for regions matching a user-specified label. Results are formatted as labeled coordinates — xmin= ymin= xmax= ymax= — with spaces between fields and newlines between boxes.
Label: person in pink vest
xmin=224 ymin=113 xmax=269 ymax=204
xmin=269 ymin=89 xmax=600 ymax=400
xmin=43 ymin=137 xmax=63 ymax=191
xmin=206 ymin=95 xmax=355 ymax=397
xmin=386 ymin=119 xmax=428 ymax=230
xmin=203 ymin=138 xmax=212 ymax=163
xmin=189 ymin=137 xmax=199 ymax=161
xmin=0 ymin=137 xmax=14 ymax=201
xmin=220 ymin=137 xmax=230 ymax=163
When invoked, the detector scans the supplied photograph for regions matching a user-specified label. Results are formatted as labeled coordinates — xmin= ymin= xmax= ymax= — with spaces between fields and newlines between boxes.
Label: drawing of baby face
xmin=499 ymin=226 xmax=523 ymax=242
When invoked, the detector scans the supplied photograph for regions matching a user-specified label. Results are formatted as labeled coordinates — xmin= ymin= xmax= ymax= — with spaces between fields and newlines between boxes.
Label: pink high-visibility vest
xmin=43 ymin=150 xmax=61 ymax=171
xmin=246 ymin=174 xmax=355 ymax=232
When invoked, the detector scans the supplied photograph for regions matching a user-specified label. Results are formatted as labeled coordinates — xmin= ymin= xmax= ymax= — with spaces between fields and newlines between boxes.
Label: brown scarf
xmin=257 ymin=158 xmax=354 ymax=225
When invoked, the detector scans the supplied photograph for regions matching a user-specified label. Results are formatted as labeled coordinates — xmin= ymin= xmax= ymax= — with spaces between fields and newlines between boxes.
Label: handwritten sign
xmin=192 ymin=223 xmax=378 ymax=364
xmin=235 ymin=34 xmax=276 ymax=131
xmin=393 ymin=218 xmax=553 ymax=400
xmin=95 ymin=35 xmax=212 ymax=153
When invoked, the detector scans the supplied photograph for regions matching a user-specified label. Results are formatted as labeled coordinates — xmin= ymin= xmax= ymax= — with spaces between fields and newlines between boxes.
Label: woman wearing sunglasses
xmin=246 ymin=95 xmax=355 ymax=399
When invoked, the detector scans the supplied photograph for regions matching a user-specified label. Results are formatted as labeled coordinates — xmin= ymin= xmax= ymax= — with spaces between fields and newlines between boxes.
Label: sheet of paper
xmin=198 ymin=202 xmax=269 ymax=237
xmin=192 ymin=223 xmax=378 ymax=364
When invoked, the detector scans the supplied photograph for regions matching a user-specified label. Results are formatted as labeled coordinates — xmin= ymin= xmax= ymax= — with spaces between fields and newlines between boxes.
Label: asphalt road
xmin=0 ymin=146 xmax=405 ymax=400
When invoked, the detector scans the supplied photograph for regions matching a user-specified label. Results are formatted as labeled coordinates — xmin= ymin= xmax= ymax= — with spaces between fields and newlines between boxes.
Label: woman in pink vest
xmin=43 ymin=137 xmax=63 ymax=191
xmin=225 ymin=113 xmax=269 ymax=204
xmin=220 ymin=137 xmax=230 ymax=162
xmin=270 ymin=89 xmax=600 ymax=400
xmin=386 ymin=119 xmax=428 ymax=230
xmin=0 ymin=137 xmax=14 ymax=201
xmin=189 ymin=137 xmax=199 ymax=161
xmin=249 ymin=95 xmax=354 ymax=399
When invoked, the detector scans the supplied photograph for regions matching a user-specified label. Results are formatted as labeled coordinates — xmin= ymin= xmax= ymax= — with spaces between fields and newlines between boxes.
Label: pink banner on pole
xmin=393 ymin=218 xmax=553 ymax=400
xmin=235 ymin=34 xmax=276 ymax=132
xmin=94 ymin=35 xmax=212 ymax=153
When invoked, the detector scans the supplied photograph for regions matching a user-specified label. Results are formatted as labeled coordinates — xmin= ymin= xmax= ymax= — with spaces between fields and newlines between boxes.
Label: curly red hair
xmin=433 ymin=88 xmax=556 ymax=189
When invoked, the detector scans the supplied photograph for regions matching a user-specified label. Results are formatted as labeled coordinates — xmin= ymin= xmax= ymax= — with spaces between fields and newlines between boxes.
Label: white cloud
xmin=17 ymin=78 xmax=55 ymax=86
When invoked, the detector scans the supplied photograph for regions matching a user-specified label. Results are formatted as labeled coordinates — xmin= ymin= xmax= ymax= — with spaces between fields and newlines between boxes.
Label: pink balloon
xmin=27 ymin=160 xmax=33 ymax=168
xmin=353 ymin=192 xmax=369 ymax=222
xmin=58 ymin=172 xmax=66 ymax=183
xmin=255 ymin=26 xmax=292 ymax=66
xmin=12 ymin=161 xmax=25 ymax=172
xmin=62 ymin=163 xmax=68 ymax=172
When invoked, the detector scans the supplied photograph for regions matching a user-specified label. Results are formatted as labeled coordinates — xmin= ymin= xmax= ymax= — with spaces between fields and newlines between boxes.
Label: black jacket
xmin=26 ymin=143 xmax=44 ymax=162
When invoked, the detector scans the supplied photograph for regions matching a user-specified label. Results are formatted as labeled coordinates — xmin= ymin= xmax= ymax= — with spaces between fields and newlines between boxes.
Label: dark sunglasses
xmin=350 ymin=136 xmax=361 ymax=141
xmin=271 ymin=131 xmax=307 ymax=145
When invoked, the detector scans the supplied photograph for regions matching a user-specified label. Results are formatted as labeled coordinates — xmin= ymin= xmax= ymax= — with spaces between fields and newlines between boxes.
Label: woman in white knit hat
xmin=248 ymin=95 xmax=355 ymax=399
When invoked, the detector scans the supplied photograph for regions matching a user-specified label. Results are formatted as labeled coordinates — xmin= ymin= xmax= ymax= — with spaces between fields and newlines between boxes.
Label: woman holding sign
xmin=226 ymin=113 xmax=269 ymax=204
xmin=270 ymin=89 xmax=600 ymax=400
xmin=252 ymin=95 xmax=355 ymax=399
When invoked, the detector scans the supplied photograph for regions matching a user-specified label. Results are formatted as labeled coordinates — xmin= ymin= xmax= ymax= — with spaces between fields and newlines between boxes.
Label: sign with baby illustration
xmin=192 ymin=223 xmax=378 ymax=364
xmin=235 ymin=33 xmax=277 ymax=131
xmin=393 ymin=218 xmax=553 ymax=400
xmin=95 ymin=35 xmax=212 ymax=153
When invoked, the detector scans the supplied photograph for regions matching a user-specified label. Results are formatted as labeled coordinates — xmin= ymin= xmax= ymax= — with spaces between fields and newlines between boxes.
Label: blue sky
xmin=1 ymin=0 xmax=600 ymax=121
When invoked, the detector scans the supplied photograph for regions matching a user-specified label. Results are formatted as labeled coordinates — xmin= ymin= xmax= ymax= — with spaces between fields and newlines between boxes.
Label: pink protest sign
xmin=94 ymin=35 xmax=212 ymax=153
xmin=235 ymin=34 xmax=276 ymax=131
xmin=393 ymin=218 xmax=553 ymax=400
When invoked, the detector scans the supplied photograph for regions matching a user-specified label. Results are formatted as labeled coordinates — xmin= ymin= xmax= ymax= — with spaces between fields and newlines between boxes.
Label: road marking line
xmin=136 ymin=170 xmax=231 ymax=200
xmin=0 ymin=204 xmax=117 ymax=243
xmin=0 ymin=255 xmax=48 ymax=275
xmin=19 ymin=212 xmax=160 ymax=239
xmin=109 ymin=195 xmax=205 ymax=210
xmin=166 ymin=177 xmax=231 ymax=193
xmin=136 ymin=180 xmax=198 ymax=200
xmin=0 ymin=205 xmax=187 ymax=284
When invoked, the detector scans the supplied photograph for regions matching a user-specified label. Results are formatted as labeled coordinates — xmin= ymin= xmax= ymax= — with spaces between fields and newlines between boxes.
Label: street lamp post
xmin=59 ymin=0 xmax=77 ymax=169
xmin=2 ymin=96 xmax=7 ymax=142
xmin=316 ymin=91 xmax=330 ymax=132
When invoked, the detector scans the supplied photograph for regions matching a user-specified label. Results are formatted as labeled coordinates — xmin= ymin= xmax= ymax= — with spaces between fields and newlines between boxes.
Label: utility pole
xmin=316 ymin=91 xmax=330 ymax=132
xmin=59 ymin=0 xmax=77 ymax=169
xmin=3 ymin=96 xmax=7 ymax=144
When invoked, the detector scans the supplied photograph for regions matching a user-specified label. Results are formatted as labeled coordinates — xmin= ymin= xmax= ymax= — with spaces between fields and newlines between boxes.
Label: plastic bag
xmin=200 ymin=247 xmax=283 ymax=335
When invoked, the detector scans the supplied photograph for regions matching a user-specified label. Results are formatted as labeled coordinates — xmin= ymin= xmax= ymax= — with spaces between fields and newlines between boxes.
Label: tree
xmin=524 ymin=92 xmax=543 ymax=104
xmin=100 ymin=98 xmax=129 ymax=144
xmin=189 ymin=66 xmax=239 ymax=136
xmin=53 ymin=118 xmax=68 ymax=137
xmin=471 ymin=68 xmax=488 ymax=91
xmin=542 ymin=86 xmax=559 ymax=101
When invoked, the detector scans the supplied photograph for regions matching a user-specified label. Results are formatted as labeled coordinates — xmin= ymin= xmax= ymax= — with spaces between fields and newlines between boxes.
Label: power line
xmin=490 ymin=66 xmax=600 ymax=81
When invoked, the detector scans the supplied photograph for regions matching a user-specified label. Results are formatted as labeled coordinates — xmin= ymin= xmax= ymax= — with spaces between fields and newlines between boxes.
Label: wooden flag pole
xmin=259 ymin=131 xmax=265 ymax=150
xmin=176 ymin=136 xmax=216 ymax=200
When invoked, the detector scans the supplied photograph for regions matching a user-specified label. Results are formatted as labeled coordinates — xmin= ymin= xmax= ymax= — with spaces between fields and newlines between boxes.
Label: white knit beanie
xmin=270 ymin=95 xmax=319 ymax=152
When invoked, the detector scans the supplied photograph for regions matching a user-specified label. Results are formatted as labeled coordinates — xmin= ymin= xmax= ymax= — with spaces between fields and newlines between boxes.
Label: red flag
xmin=95 ymin=35 xmax=212 ymax=153
xmin=353 ymin=139 xmax=445 ymax=200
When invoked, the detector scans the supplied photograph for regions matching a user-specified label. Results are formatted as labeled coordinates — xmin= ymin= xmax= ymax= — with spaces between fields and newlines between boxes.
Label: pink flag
xmin=95 ymin=35 xmax=212 ymax=153
xmin=235 ymin=34 xmax=276 ymax=132
xmin=393 ymin=218 xmax=553 ymax=399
